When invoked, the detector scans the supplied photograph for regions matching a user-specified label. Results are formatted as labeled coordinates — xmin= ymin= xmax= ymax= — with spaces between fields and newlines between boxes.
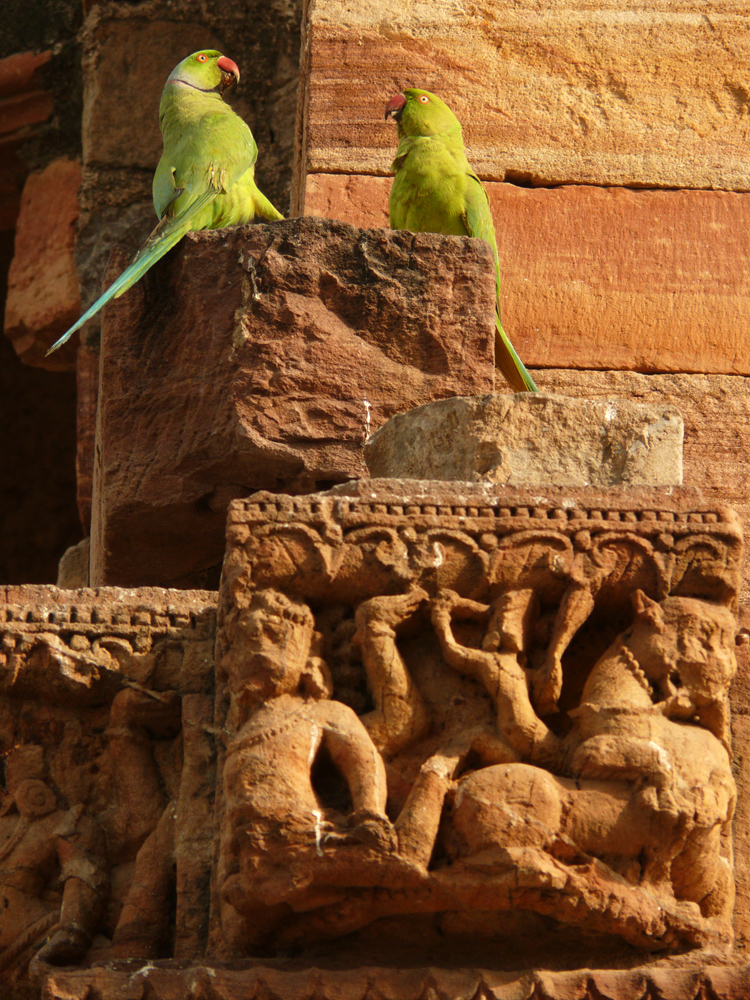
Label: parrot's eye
xmin=419 ymin=95 xmax=429 ymax=103
xmin=196 ymin=53 xmax=208 ymax=62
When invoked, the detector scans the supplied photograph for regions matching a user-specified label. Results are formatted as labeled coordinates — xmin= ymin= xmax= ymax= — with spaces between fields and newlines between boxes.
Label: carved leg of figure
xmin=105 ymin=688 xmax=182 ymax=863
xmin=111 ymin=803 xmax=176 ymax=958
xmin=394 ymin=754 xmax=461 ymax=868
xmin=671 ymin=824 xmax=734 ymax=921
xmin=355 ymin=589 xmax=430 ymax=757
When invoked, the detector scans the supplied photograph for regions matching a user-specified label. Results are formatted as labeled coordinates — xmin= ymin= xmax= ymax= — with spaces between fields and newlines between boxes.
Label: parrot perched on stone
xmin=47 ymin=49 xmax=283 ymax=356
xmin=385 ymin=88 xmax=537 ymax=393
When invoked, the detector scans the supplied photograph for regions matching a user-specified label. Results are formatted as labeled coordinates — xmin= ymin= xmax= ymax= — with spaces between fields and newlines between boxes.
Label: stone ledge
xmin=364 ymin=394 xmax=683 ymax=486
xmin=42 ymin=962 xmax=750 ymax=1000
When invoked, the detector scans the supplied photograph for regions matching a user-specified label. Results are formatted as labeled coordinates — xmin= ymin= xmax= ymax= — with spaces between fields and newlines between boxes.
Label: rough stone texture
xmin=3 ymin=158 xmax=81 ymax=369
xmin=293 ymin=0 xmax=750 ymax=207
xmin=304 ymin=176 xmax=750 ymax=377
xmin=212 ymin=482 xmax=741 ymax=960
xmin=0 ymin=585 xmax=218 ymax=997
xmin=365 ymin=394 xmax=683 ymax=486
xmin=76 ymin=341 xmax=98 ymax=534
xmin=57 ymin=538 xmax=90 ymax=588
xmin=89 ymin=217 xmax=497 ymax=588
xmin=41 ymin=963 xmax=750 ymax=1000
xmin=532 ymin=371 xmax=750 ymax=605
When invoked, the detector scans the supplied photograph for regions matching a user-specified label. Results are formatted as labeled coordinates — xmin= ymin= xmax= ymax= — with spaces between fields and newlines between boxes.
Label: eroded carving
xmin=215 ymin=484 xmax=742 ymax=955
xmin=0 ymin=587 xmax=217 ymax=989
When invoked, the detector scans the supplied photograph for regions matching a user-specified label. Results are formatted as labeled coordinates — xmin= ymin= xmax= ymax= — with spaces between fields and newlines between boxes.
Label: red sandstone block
xmin=0 ymin=50 xmax=51 ymax=98
xmin=90 ymin=217 xmax=497 ymax=587
xmin=304 ymin=174 xmax=750 ymax=377
xmin=295 ymin=2 xmax=750 ymax=192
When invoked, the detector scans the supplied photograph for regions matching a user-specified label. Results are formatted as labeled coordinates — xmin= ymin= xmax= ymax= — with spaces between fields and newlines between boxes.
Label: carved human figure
xmin=0 ymin=748 xmax=108 ymax=978
xmin=106 ymin=687 xmax=182 ymax=958
xmin=431 ymin=588 xmax=737 ymax=930
xmin=219 ymin=588 xmax=398 ymax=949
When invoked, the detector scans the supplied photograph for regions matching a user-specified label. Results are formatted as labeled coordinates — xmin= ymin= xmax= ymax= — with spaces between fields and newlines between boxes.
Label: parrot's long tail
xmin=495 ymin=313 xmax=538 ymax=393
xmin=253 ymin=187 xmax=285 ymax=222
xmin=45 ymin=212 xmax=198 ymax=356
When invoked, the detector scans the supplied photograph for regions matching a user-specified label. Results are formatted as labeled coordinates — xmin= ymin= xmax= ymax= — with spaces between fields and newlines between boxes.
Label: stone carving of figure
xmin=430 ymin=588 xmax=737 ymax=942
xmin=0 ymin=748 xmax=108 ymax=980
xmin=219 ymin=588 xmax=399 ymax=950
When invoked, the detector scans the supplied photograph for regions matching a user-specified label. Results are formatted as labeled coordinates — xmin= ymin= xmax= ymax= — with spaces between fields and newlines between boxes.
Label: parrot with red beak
xmin=47 ymin=49 xmax=283 ymax=355
xmin=385 ymin=89 xmax=537 ymax=393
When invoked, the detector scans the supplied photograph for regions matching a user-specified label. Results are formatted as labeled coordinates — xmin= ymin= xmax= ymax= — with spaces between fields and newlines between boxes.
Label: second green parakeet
xmin=47 ymin=49 xmax=283 ymax=356
xmin=385 ymin=89 xmax=537 ymax=393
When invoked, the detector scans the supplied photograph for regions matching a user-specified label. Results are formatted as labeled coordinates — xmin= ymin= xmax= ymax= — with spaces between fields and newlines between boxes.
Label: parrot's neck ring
xmin=169 ymin=78 xmax=225 ymax=95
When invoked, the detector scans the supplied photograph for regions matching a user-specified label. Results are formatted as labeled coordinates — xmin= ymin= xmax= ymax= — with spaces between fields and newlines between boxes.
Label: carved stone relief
xmin=0 ymin=586 xmax=217 ymax=991
xmin=213 ymin=482 xmax=742 ymax=958
xmin=0 ymin=483 xmax=745 ymax=994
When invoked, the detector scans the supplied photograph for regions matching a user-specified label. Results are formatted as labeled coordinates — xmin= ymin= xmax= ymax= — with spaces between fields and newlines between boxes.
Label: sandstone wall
xmin=293 ymin=0 xmax=750 ymax=620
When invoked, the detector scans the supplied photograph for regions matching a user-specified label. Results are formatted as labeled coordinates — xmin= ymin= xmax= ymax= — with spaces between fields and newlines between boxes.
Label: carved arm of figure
xmin=431 ymin=589 xmax=562 ymax=768
xmin=354 ymin=588 xmax=430 ymax=758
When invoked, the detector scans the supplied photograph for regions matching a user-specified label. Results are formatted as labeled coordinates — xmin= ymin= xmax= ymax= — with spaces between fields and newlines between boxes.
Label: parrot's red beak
xmin=217 ymin=55 xmax=240 ymax=92
xmin=385 ymin=93 xmax=406 ymax=121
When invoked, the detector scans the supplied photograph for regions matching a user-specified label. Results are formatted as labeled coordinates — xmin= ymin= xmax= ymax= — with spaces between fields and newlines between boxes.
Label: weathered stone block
xmin=90 ymin=217 xmax=496 ymax=588
xmin=294 ymin=0 xmax=750 ymax=202
xmin=212 ymin=482 xmax=741 ymax=961
xmin=0 ymin=585 xmax=218 ymax=995
xmin=57 ymin=537 xmax=90 ymax=588
xmin=532 ymin=369 xmax=750 ymax=607
xmin=3 ymin=157 xmax=81 ymax=369
xmin=304 ymin=177 xmax=750 ymax=377
xmin=365 ymin=393 xmax=683 ymax=486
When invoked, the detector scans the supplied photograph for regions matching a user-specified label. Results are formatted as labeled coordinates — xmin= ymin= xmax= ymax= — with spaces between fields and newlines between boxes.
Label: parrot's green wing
xmin=463 ymin=173 xmax=538 ymax=393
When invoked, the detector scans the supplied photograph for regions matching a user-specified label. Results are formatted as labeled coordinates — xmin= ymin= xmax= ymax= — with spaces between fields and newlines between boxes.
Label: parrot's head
xmin=166 ymin=50 xmax=241 ymax=97
xmin=384 ymin=89 xmax=462 ymax=139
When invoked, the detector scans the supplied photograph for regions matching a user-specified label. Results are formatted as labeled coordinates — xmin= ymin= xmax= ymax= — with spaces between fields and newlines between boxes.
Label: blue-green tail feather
xmin=495 ymin=313 xmax=538 ymax=393
xmin=44 ymin=189 xmax=220 ymax=356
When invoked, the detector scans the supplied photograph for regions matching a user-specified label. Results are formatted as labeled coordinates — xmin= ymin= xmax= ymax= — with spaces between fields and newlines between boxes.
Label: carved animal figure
xmin=385 ymin=88 xmax=537 ymax=393
xmin=46 ymin=49 xmax=283 ymax=355
xmin=435 ymin=590 xmax=737 ymax=929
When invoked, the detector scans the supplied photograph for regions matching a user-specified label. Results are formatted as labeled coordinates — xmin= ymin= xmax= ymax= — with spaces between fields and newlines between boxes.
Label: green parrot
xmin=47 ymin=49 xmax=283 ymax=356
xmin=385 ymin=89 xmax=537 ymax=393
